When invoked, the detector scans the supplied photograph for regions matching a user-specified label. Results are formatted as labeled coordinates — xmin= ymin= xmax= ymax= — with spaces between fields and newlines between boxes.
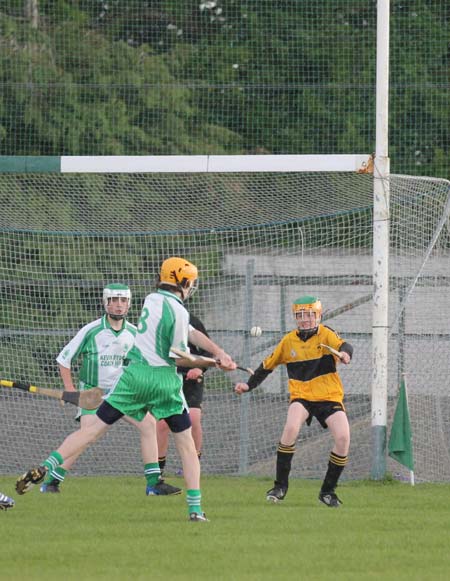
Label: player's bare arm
xmin=172 ymin=348 xmax=237 ymax=372
xmin=58 ymin=363 xmax=77 ymax=392
xmin=188 ymin=328 xmax=236 ymax=370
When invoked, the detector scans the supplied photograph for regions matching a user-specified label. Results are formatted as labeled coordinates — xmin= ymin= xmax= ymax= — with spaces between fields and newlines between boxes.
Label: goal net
xmin=1 ymin=159 xmax=449 ymax=482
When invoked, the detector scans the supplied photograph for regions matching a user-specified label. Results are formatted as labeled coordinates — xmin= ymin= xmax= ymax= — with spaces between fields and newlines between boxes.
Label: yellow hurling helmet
xmin=159 ymin=257 xmax=198 ymax=299
xmin=292 ymin=295 xmax=322 ymax=319
xmin=292 ymin=296 xmax=322 ymax=335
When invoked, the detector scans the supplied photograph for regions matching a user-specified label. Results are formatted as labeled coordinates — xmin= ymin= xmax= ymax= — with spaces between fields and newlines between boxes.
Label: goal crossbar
xmin=0 ymin=154 xmax=372 ymax=174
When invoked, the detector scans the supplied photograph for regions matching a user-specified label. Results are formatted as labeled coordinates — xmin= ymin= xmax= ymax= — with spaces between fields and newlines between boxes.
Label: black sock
xmin=320 ymin=452 xmax=348 ymax=493
xmin=158 ymin=456 xmax=166 ymax=475
xmin=275 ymin=442 xmax=295 ymax=488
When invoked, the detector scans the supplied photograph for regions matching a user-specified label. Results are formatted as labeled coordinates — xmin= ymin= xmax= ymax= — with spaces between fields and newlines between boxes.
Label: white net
xmin=387 ymin=176 xmax=450 ymax=482
xmin=0 ymin=168 xmax=449 ymax=481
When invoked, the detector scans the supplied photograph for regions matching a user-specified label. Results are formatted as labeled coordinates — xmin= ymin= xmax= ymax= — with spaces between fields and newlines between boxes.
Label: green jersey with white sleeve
xmin=105 ymin=290 xmax=190 ymax=421
xmin=132 ymin=289 xmax=190 ymax=366
xmin=57 ymin=315 xmax=137 ymax=392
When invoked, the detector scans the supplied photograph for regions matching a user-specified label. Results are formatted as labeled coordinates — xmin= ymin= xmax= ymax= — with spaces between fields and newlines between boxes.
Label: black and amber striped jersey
xmin=249 ymin=324 xmax=352 ymax=403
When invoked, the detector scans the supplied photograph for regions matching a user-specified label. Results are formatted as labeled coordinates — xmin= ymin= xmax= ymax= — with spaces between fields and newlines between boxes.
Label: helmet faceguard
xmin=292 ymin=295 xmax=322 ymax=340
xmin=158 ymin=257 xmax=198 ymax=301
xmin=103 ymin=283 xmax=131 ymax=320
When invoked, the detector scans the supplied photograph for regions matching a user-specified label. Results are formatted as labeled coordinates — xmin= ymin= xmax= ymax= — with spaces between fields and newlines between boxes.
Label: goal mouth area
xmin=1 ymin=159 xmax=450 ymax=483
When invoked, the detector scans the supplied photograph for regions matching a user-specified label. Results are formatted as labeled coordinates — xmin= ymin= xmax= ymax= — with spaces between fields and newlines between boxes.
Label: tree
xmin=24 ymin=0 xmax=39 ymax=29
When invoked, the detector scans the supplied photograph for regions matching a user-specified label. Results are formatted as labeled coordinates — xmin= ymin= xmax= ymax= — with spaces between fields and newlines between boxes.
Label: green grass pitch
xmin=1 ymin=475 xmax=449 ymax=580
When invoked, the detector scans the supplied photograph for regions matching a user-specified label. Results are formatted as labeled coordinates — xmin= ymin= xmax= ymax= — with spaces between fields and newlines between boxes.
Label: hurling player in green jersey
xmin=40 ymin=283 xmax=180 ymax=497
xmin=18 ymin=259 xmax=237 ymax=522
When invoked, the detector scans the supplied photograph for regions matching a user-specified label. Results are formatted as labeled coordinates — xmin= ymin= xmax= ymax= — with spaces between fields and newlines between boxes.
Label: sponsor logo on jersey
xmin=100 ymin=354 xmax=126 ymax=367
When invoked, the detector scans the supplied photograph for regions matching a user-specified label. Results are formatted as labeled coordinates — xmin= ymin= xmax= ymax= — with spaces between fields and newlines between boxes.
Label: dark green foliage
xmin=0 ymin=1 xmax=447 ymax=177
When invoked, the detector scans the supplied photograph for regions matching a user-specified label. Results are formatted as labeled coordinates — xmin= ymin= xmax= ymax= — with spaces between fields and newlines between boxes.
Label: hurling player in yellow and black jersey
xmin=235 ymin=295 xmax=353 ymax=508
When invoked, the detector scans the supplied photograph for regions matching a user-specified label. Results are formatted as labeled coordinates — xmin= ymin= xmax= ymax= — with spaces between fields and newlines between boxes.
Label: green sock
xmin=186 ymin=489 xmax=202 ymax=515
xmin=42 ymin=451 xmax=64 ymax=473
xmin=44 ymin=465 xmax=67 ymax=485
xmin=144 ymin=463 xmax=161 ymax=487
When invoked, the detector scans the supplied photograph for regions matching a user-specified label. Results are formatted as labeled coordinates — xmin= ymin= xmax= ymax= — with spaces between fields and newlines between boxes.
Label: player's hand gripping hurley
xmin=171 ymin=347 xmax=254 ymax=376
xmin=319 ymin=344 xmax=350 ymax=364
xmin=0 ymin=379 xmax=104 ymax=409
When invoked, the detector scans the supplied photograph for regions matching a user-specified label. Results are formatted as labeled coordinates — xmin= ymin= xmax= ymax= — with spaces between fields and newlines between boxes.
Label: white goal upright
xmin=0 ymin=154 xmax=449 ymax=482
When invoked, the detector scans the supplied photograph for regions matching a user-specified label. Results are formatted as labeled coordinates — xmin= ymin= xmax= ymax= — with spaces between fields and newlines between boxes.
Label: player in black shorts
xmin=235 ymin=296 xmax=353 ymax=508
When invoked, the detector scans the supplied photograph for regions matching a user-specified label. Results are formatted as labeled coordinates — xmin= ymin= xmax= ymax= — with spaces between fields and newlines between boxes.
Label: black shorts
xmin=291 ymin=399 xmax=346 ymax=429
xmin=183 ymin=378 xmax=204 ymax=409
xmin=97 ymin=400 xmax=124 ymax=425
xmin=165 ymin=408 xmax=192 ymax=433
xmin=100 ymin=400 xmax=192 ymax=434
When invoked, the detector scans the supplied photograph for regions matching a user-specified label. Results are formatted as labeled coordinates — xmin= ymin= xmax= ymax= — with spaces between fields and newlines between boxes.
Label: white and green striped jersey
xmin=132 ymin=289 xmax=190 ymax=367
xmin=56 ymin=315 xmax=137 ymax=391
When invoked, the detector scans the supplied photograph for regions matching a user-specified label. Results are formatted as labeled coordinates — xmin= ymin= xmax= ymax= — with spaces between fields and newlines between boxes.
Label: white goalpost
xmin=371 ymin=0 xmax=391 ymax=479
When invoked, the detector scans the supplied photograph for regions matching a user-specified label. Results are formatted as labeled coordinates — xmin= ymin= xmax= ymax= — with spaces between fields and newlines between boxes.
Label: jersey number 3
xmin=137 ymin=307 xmax=150 ymax=334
